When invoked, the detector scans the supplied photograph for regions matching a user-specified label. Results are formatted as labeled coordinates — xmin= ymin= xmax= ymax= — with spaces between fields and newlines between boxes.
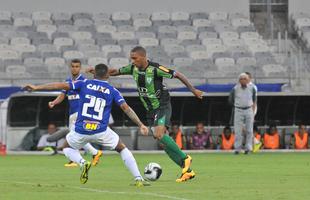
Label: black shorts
xmin=146 ymin=103 xmax=172 ymax=128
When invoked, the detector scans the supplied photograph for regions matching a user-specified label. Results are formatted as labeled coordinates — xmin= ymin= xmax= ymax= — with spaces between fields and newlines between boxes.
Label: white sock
xmin=83 ymin=143 xmax=98 ymax=156
xmin=120 ymin=148 xmax=142 ymax=180
xmin=63 ymin=147 xmax=85 ymax=167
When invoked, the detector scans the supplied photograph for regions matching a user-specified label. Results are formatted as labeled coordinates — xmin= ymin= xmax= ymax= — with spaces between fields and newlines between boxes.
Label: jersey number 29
xmin=82 ymin=94 xmax=106 ymax=120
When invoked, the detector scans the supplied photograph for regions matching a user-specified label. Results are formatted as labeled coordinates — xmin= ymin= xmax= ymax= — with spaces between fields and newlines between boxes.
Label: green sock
xmin=160 ymin=134 xmax=187 ymax=167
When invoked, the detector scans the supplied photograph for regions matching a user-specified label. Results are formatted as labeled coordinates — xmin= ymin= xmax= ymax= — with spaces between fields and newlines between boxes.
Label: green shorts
xmin=146 ymin=103 xmax=172 ymax=128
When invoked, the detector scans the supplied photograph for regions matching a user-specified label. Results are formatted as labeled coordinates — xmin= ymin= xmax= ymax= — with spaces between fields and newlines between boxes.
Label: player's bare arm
xmin=174 ymin=71 xmax=203 ymax=99
xmin=49 ymin=93 xmax=66 ymax=109
xmin=23 ymin=82 xmax=70 ymax=92
xmin=120 ymin=102 xmax=148 ymax=135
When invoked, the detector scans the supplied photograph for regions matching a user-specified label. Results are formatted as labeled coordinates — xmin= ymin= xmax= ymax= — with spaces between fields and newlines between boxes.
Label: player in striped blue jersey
xmin=24 ymin=64 xmax=150 ymax=187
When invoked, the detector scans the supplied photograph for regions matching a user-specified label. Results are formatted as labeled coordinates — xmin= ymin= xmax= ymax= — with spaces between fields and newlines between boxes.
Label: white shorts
xmin=69 ymin=112 xmax=78 ymax=130
xmin=66 ymin=127 xmax=119 ymax=150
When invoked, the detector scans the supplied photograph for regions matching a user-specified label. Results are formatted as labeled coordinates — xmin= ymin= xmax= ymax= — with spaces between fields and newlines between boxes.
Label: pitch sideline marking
xmin=0 ymin=180 xmax=192 ymax=200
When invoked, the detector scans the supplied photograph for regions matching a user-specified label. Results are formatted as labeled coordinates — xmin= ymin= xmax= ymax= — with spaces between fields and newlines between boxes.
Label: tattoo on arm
xmin=123 ymin=106 xmax=143 ymax=127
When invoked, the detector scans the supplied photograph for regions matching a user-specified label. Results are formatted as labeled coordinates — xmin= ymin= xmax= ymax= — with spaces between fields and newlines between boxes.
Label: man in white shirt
xmin=37 ymin=123 xmax=65 ymax=151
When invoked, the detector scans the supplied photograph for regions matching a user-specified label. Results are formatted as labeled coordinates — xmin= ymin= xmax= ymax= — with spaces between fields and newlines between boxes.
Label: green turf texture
xmin=0 ymin=153 xmax=309 ymax=200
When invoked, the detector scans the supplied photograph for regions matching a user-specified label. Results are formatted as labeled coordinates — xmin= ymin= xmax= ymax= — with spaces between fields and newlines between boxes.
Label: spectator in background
xmin=217 ymin=126 xmax=235 ymax=150
xmin=190 ymin=122 xmax=213 ymax=150
xmin=169 ymin=122 xmax=186 ymax=149
xmin=37 ymin=123 xmax=65 ymax=151
xmin=262 ymin=124 xmax=280 ymax=149
xmin=253 ymin=125 xmax=262 ymax=152
xmin=290 ymin=124 xmax=309 ymax=149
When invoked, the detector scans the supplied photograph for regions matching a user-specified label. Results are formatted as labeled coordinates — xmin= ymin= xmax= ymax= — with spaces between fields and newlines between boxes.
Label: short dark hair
xmin=130 ymin=46 xmax=146 ymax=56
xmin=71 ymin=59 xmax=81 ymax=65
xmin=245 ymin=71 xmax=252 ymax=78
xmin=223 ymin=126 xmax=231 ymax=132
xmin=95 ymin=63 xmax=108 ymax=78
xmin=171 ymin=121 xmax=180 ymax=127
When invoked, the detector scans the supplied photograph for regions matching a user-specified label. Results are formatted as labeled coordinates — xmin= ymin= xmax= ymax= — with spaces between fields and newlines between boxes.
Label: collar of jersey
xmin=71 ymin=74 xmax=82 ymax=81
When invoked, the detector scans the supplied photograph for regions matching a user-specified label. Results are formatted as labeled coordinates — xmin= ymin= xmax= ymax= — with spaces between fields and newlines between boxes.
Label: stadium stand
xmin=0 ymin=10 xmax=289 ymax=86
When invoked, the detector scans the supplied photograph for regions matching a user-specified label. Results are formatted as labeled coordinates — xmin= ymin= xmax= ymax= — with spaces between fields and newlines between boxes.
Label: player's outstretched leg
xmin=63 ymin=147 xmax=91 ymax=184
xmin=114 ymin=140 xmax=150 ymax=187
xmin=154 ymin=126 xmax=195 ymax=182
xmin=82 ymin=143 xmax=103 ymax=166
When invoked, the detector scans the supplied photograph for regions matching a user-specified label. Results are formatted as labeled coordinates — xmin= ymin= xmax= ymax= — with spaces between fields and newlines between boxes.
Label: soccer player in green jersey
xmin=88 ymin=46 xmax=203 ymax=182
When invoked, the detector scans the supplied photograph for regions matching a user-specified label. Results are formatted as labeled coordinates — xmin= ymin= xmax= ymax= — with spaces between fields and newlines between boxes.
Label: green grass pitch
xmin=0 ymin=153 xmax=309 ymax=200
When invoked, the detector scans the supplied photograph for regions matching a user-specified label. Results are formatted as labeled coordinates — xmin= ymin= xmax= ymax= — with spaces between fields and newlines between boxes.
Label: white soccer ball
xmin=144 ymin=162 xmax=162 ymax=181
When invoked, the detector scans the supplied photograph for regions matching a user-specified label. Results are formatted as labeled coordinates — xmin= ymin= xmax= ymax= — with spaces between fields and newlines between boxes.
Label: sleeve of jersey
xmin=119 ymin=64 xmax=133 ymax=75
xmin=69 ymin=80 xmax=85 ymax=91
xmin=112 ymin=88 xmax=126 ymax=106
xmin=156 ymin=65 xmax=175 ymax=79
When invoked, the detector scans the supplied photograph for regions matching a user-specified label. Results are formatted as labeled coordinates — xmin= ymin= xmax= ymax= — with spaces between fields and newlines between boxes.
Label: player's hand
xmin=193 ymin=89 xmax=203 ymax=99
xmin=85 ymin=66 xmax=95 ymax=74
xmin=48 ymin=101 xmax=55 ymax=109
xmin=23 ymin=84 xmax=38 ymax=91
xmin=139 ymin=125 xmax=149 ymax=136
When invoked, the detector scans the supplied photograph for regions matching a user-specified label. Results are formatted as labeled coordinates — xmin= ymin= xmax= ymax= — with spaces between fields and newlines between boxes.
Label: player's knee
xmin=115 ymin=140 xmax=126 ymax=153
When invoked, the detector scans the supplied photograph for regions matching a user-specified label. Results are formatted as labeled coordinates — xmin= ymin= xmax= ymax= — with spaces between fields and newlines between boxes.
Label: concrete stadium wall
xmin=289 ymin=0 xmax=310 ymax=15
xmin=0 ymin=0 xmax=249 ymax=13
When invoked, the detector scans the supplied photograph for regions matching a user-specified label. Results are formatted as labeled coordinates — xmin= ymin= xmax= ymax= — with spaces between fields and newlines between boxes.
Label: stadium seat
xmin=139 ymin=37 xmax=159 ymax=47
xmin=92 ymin=13 xmax=110 ymax=21
xmin=12 ymin=11 xmax=31 ymax=19
xmin=32 ymin=11 xmax=51 ymax=21
xmin=78 ymin=44 xmax=100 ymax=53
xmin=236 ymin=57 xmax=257 ymax=67
xmin=6 ymin=65 xmax=29 ymax=77
xmin=173 ymin=57 xmax=193 ymax=68
xmin=186 ymin=45 xmax=206 ymax=53
xmin=219 ymin=31 xmax=239 ymax=39
xmin=0 ymin=11 xmax=11 ymax=21
xmin=109 ymin=57 xmax=129 ymax=68
xmin=133 ymin=18 xmax=152 ymax=29
xmin=74 ymin=18 xmax=93 ymax=27
xmin=57 ymin=25 xmax=78 ymax=33
xmin=192 ymin=19 xmax=213 ymax=28
xmin=96 ymin=24 xmax=117 ymax=34
xmin=231 ymin=18 xmax=251 ymax=27
xmin=202 ymin=38 xmax=222 ymax=46
xmin=70 ymin=31 xmax=92 ymax=41
xmin=88 ymin=57 xmax=108 ymax=66
xmin=102 ymin=45 xmax=122 ymax=57
xmin=215 ymin=57 xmax=235 ymax=67
xmin=83 ymin=50 xmax=105 ymax=58
xmin=209 ymin=11 xmax=227 ymax=21
xmin=113 ymin=31 xmax=135 ymax=40
xmin=190 ymin=12 xmax=209 ymax=20
xmin=63 ymin=50 xmax=84 ymax=61
xmin=52 ymin=12 xmax=71 ymax=21
xmin=37 ymin=25 xmax=57 ymax=38
xmin=96 ymin=38 xmax=117 ymax=46
xmin=10 ymin=37 xmax=30 ymax=45
xmin=116 ymin=25 xmax=134 ymax=32
xmin=189 ymin=50 xmax=209 ymax=60
xmin=53 ymin=37 xmax=74 ymax=50
xmin=198 ymin=31 xmax=218 ymax=39
xmin=177 ymin=31 xmax=196 ymax=40
xmin=131 ymin=13 xmax=150 ymax=20
xmin=12 ymin=44 xmax=36 ymax=54
xmin=24 ymin=57 xmax=44 ymax=68
xmin=151 ymin=11 xmax=170 ymax=21
xmin=262 ymin=64 xmax=287 ymax=77
xmin=94 ymin=19 xmax=112 ymax=26
xmin=14 ymin=18 xmax=33 ymax=27
xmin=72 ymin=12 xmax=92 ymax=20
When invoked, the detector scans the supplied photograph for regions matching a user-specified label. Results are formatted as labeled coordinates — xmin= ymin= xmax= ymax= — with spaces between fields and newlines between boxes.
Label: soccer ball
xmin=144 ymin=162 xmax=162 ymax=181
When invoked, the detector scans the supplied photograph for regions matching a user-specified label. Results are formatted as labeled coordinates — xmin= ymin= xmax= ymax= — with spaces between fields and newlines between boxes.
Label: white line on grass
xmin=0 ymin=180 xmax=192 ymax=200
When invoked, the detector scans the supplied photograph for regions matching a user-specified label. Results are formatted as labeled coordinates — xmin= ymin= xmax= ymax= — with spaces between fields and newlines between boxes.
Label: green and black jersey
xmin=119 ymin=61 xmax=175 ymax=111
